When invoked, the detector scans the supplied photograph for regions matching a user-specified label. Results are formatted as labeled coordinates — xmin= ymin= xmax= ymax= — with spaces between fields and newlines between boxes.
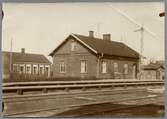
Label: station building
xmin=49 ymin=31 xmax=140 ymax=79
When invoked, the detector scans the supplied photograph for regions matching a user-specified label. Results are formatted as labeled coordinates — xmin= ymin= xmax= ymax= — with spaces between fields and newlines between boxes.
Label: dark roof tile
xmin=73 ymin=34 xmax=139 ymax=58
xmin=49 ymin=33 xmax=139 ymax=59
xmin=2 ymin=51 xmax=51 ymax=64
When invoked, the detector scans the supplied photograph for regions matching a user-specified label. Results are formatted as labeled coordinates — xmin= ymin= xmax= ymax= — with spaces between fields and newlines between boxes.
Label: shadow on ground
xmin=52 ymin=103 xmax=165 ymax=118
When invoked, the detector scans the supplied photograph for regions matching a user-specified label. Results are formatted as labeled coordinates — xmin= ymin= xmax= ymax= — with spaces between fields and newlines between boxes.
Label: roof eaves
xmin=49 ymin=37 xmax=68 ymax=56
xmin=71 ymin=33 xmax=98 ymax=54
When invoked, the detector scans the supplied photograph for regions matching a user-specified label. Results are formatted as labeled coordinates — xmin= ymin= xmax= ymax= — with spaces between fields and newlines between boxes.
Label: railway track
xmin=3 ymin=87 xmax=164 ymax=117
xmin=3 ymin=80 xmax=164 ymax=95
xmin=4 ymin=93 xmax=164 ymax=117
xmin=3 ymin=79 xmax=163 ymax=87
xmin=2 ymin=80 xmax=164 ymax=117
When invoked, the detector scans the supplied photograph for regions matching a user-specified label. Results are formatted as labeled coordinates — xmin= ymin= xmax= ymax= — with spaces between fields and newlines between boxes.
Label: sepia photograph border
xmin=0 ymin=0 xmax=166 ymax=119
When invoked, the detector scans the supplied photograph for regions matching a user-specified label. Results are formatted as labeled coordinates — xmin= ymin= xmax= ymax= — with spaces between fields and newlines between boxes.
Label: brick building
xmin=49 ymin=31 xmax=140 ymax=79
xmin=2 ymin=48 xmax=51 ymax=79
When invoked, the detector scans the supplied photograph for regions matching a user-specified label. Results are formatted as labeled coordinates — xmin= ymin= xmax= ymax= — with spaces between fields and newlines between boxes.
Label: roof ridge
xmin=2 ymin=51 xmax=45 ymax=56
xmin=72 ymin=33 xmax=124 ymax=44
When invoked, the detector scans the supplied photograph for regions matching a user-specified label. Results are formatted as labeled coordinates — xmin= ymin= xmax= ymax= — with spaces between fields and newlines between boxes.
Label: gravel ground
xmin=54 ymin=103 xmax=165 ymax=118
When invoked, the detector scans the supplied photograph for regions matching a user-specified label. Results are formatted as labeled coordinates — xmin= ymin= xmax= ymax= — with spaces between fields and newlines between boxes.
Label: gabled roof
xmin=2 ymin=51 xmax=51 ymax=64
xmin=143 ymin=63 xmax=164 ymax=70
xmin=49 ymin=33 xmax=139 ymax=59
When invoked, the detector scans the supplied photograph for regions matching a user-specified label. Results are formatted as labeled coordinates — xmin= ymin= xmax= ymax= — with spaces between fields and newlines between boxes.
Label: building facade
xmin=50 ymin=31 xmax=139 ymax=79
xmin=2 ymin=48 xmax=51 ymax=79
xmin=141 ymin=63 xmax=165 ymax=80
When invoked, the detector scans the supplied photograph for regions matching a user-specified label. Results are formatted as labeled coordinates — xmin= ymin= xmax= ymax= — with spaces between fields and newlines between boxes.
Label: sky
xmin=2 ymin=2 xmax=164 ymax=62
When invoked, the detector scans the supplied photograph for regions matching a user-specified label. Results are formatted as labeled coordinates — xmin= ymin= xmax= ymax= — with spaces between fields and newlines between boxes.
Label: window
xmin=124 ymin=64 xmax=128 ymax=74
xmin=101 ymin=61 xmax=107 ymax=73
xmin=114 ymin=62 xmax=118 ymax=73
xmin=13 ymin=64 xmax=17 ymax=73
xmin=26 ymin=64 xmax=31 ymax=74
xmin=19 ymin=65 xmax=25 ymax=74
xmin=81 ymin=60 xmax=87 ymax=73
xmin=33 ymin=65 xmax=38 ymax=74
xmin=60 ymin=61 xmax=65 ymax=73
xmin=45 ymin=67 xmax=49 ymax=76
xmin=26 ymin=67 xmax=31 ymax=74
xmin=71 ymin=41 xmax=76 ymax=51
xmin=39 ymin=67 xmax=44 ymax=75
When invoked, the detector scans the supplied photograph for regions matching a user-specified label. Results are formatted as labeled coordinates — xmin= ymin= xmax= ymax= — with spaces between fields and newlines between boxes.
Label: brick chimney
xmin=103 ymin=34 xmax=111 ymax=41
xmin=89 ymin=31 xmax=94 ymax=37
xmin=21 ymin=48 xmax=25 ymax=54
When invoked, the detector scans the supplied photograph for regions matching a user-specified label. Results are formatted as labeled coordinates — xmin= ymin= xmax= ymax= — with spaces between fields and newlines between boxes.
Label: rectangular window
xmin=26 ymin=64 xmax=31 ymax=74
xmin=101 ymin=61 xmax=107 ymax=73
xmin=20 ymin=65 xmax=25 ymax=74
xmin=81 ymin=60 xmax=87 ymax=73
xmin=71 ymin=41 xmax=76 ymax=51
xmin=33 ymin=65 xmax=38 ymax=74
xmin=13 ymin=64 xmax=17 ymax=73
xmin=26 ymin=67 xmax=31 ymax=74
xmin=45 ymin=67 xmax=49 ymax=76
xmin=39 ymin=67 xmax=43 ymax=75
xmin=124 ymin=64 xmax=128 ymax=74
xmin=60 ymin=61 xmax=65 ymax=73
xmin=114 ymin=62 xmax=118 ymax=73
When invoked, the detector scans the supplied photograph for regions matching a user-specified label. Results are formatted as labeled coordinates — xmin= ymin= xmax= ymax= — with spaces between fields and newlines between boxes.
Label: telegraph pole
xmin=134 ymin=26 xmax=144 ymax=80
xmin=9 ymin=38 xmax=13 ymax=79
xmin=97 ymin=22 xmax=101 ymax=38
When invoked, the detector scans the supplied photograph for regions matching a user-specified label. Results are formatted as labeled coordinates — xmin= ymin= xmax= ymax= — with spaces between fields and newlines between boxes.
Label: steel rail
xmin=3 ymin=88 xmax=147 ymax=103
xmin=3 ymin=94 xmax=163 ymax=117
xmin=3 ymin=81 xmax=163 ymax=95
xmin=3 ymin=79 xmax=163 ymax=87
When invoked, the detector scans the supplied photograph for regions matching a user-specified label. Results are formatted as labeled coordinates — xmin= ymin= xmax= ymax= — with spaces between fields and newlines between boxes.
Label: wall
xmin=98 ymin=58 xmax=138 ymax=79
xmin=52 ymin=37 xmax=138 ymax=79
xmin=141 ymin=70 xmax=157 ymax=79
xmin=53 ymin=38 xmax=97 ymax=78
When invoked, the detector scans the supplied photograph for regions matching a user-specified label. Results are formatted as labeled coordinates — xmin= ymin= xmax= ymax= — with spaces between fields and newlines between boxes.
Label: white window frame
xmin=80 ymin=60 xmax=87 ymax=73
xmin=124 ymin=64 xmax=128 ymax=74
xmin=44 ymin=65 xmax=50 ymax=76
xmin=13 ymin=64 xmax=18 ymax=73
xmin=101 ymin=61 xmax=107 ymax=73
xmin=26 ymin=64 xmax=31 ymax=74
xmin=71 ymin=41 xmax=76 ymax=51
xmin=39 ymin=65 xmax=44 ymax=75
xmin=59 ymin=61 xmax=66 ymax=73
xmin=114 ymin=62 xmax=118 ymax=73
xmin=19 ymin=64 xmax=25 ymax=74
xmin=33 ymin=64 xmax=38 ymax=74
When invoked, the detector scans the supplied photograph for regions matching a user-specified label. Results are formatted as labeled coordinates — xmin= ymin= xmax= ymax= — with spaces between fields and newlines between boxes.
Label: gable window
xmin=60 ymin=61 xmax=66 ymax=73
xmin=124 ymin=64 xmax=128 ymax=74
xmin=71 ymin=41 xmax=76 ymax=51
xmin=101 ymin=61 xmax=107 ymax=73
xmin=81 ymin=60 xmax=87 ymax=73
xmin=26 ymin=65 xmax=31 ymax=74
xmin=114 ymin=62 xmax=118 ymax=73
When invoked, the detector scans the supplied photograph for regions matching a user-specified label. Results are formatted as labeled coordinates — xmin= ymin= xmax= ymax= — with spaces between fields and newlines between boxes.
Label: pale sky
xmin=2 ymin=2 xmax=164 ymax=62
